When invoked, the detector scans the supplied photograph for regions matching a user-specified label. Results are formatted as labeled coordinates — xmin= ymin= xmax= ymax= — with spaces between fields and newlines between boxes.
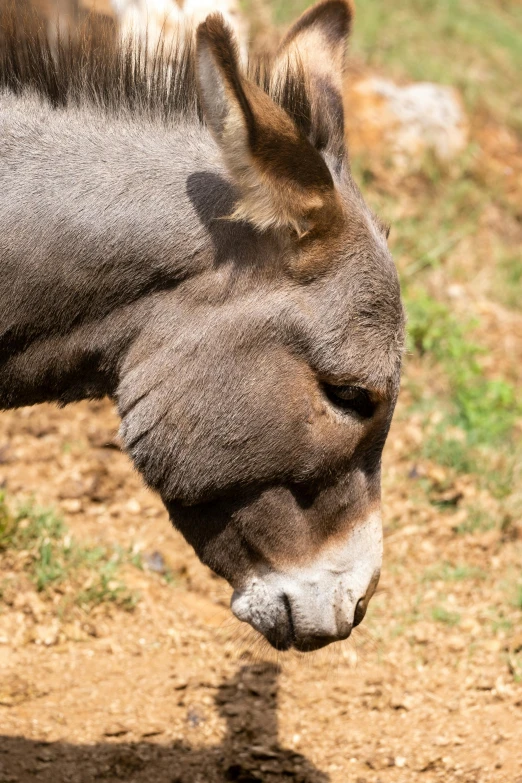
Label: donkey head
xmin=118 ymin=0 xmax=404 ymax=652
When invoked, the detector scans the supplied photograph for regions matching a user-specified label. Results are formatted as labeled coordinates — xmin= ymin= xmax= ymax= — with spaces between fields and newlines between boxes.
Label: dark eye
xmin=323 ymin=384 xmax=375 ymax=419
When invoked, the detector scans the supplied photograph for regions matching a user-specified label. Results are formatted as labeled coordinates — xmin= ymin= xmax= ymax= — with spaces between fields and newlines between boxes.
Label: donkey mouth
xmin=262 ymin=593 xmax=353 ymax=652
xmin=232 ymin=583 xmax=358 ymax=652
xmin=230 ymin=573 xmax=374 ymax=653
xmin=230 ymin=512 xmax=383 ymax=652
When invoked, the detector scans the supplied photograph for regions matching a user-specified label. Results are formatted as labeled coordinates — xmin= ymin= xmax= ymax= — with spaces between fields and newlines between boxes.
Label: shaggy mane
xmin=0 ymin=4 xmax=314 ymax=136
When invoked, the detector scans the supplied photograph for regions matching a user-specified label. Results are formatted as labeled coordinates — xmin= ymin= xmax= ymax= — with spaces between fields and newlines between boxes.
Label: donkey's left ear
xmin=275 ymin=0 xmax=353 ymax=159
xmin=196 ymin=13 xmax=343 ymax=239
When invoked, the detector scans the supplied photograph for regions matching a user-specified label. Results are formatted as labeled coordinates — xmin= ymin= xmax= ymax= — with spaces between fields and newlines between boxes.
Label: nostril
xmin=281 ymin=593 xmax=296 ymax=646
xmin=353 ymin=597 xmax=367 ymax=627
xmin=264 ymin=594 xmax=296 ymax=651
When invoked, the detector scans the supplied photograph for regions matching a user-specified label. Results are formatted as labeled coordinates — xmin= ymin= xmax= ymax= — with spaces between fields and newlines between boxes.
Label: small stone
xmin=186 ymin=707 xmax=204 ymax=727
xmin=140 ymin=726 xmax=164 ymax=738
xmin=447 ymin=635 xmax=466 ymax=652
xmin=412 ymin=625 xmax=431 ymax=645
xmin=33 ymin=620 xmax=60 ymax=647
xmin=414 ymin=755 xmax=442 ymax=772
xmin=58 ymin=480 xmax=85 ymax=500
xmin=509 ymin=633 xmax=522 ymax=654
xmin=61 ymin=623 xmax=89 ymax=642
xmin=390 ymin=691 xmax=416 ymax=710
xmin=61 ymin=499 xmax=82 ymax=514
xmin=125 ymin=498 xmax=141 ymax=515
xmin=13 ymin=592 xmax=45 ymax=623
xmin=475 ymin=677 xmax=495 ymax=691
xmin=250 ymin=747 xmax=279 ymax=760
xmin=433 ymin=736 xmax=451 ymax=747
xmin=143 ymin=551 xmax=166 ymax=574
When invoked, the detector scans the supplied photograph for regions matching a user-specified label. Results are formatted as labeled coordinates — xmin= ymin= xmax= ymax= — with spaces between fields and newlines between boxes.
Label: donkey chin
xmin=231 ymin=512 xmax=383 ymax=652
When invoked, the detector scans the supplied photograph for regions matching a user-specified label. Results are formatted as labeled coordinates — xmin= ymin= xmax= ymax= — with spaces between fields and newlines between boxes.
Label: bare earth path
xmin=0 ymin=396 xmax=521 ymax=783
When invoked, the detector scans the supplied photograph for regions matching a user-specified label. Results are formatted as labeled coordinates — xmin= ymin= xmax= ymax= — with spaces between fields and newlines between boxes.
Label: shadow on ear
xmin=195 ymin=12 xmax=343 ymax=241
xmin=274 ymin=0 xmax=353 ymax=159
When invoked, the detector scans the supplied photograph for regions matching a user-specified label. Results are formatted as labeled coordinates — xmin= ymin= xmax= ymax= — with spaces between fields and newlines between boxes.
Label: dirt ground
xmin=0 ymin=391 xmax=521 ymax=783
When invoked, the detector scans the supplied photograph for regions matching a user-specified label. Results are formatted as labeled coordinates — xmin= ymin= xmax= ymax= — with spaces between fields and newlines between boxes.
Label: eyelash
xmin=322 ymin=384 xmax=375 ymax=419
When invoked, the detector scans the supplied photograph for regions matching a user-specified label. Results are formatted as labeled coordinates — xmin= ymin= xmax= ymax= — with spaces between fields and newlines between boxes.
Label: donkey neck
xmin=0 ymin=94 xmax=273 ymax=409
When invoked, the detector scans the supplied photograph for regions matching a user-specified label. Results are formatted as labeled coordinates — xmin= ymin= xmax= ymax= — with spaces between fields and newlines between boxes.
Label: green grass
xmin=423 ymin=562 xmax=487 ymax=582
xmin=490 ymin=614 xmax=512 ymax=635
xmin=257 ymin=0 xmax=522 ymax=132
xmin=405 ymin=285 xmax=520 ymax=448
xmin=352 ymin=156 xmax=521 ymax=486
xmin=453 ymin=506 xmax=495 ymax=535
xmin=493 ymin=253 xmax=522 ymax=311
xmin=0 ymin=492 xmax=141 ymax=613
xmin=431 ymin=606 xmax=461 ymax=626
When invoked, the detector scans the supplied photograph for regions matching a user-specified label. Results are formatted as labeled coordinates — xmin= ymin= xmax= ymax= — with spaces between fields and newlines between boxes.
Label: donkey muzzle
xmin=231 ymin=511 xmax=383 ymax=651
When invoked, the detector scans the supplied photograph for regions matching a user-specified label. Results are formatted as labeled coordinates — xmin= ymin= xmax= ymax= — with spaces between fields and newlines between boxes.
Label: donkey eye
xmin=323 ymin=384 xmax=375 ymax=419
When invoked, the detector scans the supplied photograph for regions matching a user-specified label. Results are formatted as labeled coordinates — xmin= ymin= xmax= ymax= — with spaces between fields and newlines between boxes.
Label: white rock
xmin=347 ymin=76 xmax=469 ymax=171
xmin=33 ymin=619 xmax=60 ymax=647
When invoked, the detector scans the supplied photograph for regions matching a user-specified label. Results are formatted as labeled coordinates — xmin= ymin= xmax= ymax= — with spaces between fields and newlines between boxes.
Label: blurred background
xmin=0 ymin=1 xmax=521 ymax=782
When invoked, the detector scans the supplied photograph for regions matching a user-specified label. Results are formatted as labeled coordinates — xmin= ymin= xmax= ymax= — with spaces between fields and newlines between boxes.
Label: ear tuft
xmin=282 ymin=0 xmax=353 ymax=59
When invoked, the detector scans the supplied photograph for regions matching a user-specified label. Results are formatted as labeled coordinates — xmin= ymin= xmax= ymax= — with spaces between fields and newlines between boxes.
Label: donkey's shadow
xmin=0 ymin=663 xmax=330 ymax=783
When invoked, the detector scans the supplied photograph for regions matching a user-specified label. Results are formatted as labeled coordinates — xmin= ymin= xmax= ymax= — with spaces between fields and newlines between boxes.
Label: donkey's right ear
xmin=274 ymin=0 xmax=353 ymax=159
xmin=195 ymin=14 xmax=343 ymax=238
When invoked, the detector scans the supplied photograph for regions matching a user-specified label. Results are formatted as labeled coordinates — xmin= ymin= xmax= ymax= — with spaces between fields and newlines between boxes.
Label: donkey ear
xmin=195 ymin=14 xmax=342 ymax=238
xmin=275 ymin=0 xmax=353 ymax=158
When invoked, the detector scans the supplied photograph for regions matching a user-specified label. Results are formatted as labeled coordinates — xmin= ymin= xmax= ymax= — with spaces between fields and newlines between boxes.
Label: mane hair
xmin=0 ymin=3 xmax=314 ymax=136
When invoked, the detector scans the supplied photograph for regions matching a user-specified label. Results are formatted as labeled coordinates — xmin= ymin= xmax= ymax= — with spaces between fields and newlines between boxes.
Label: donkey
xmin=0 ymin=0 xmax=404 ymax=652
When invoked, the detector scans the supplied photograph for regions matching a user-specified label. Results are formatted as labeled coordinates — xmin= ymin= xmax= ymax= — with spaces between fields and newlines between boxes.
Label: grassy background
xmin=0 ymin=492 xmax=142 ymax=615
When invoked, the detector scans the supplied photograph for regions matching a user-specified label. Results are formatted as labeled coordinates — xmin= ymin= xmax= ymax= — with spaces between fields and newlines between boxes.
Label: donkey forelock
xmin=0 ymin=0 xmax=404 ymax=651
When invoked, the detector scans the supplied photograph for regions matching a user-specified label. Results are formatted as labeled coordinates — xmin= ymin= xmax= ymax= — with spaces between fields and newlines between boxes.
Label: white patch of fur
xmin=183 ymin=0 xmax=248 ymax=55
xmin=110 ymin=0 xmax=181 ymax=53
xmin=110 ymin=0 xmax=247 ymax=56
xmin=231 ymin=511 xmax=383 ymax=642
